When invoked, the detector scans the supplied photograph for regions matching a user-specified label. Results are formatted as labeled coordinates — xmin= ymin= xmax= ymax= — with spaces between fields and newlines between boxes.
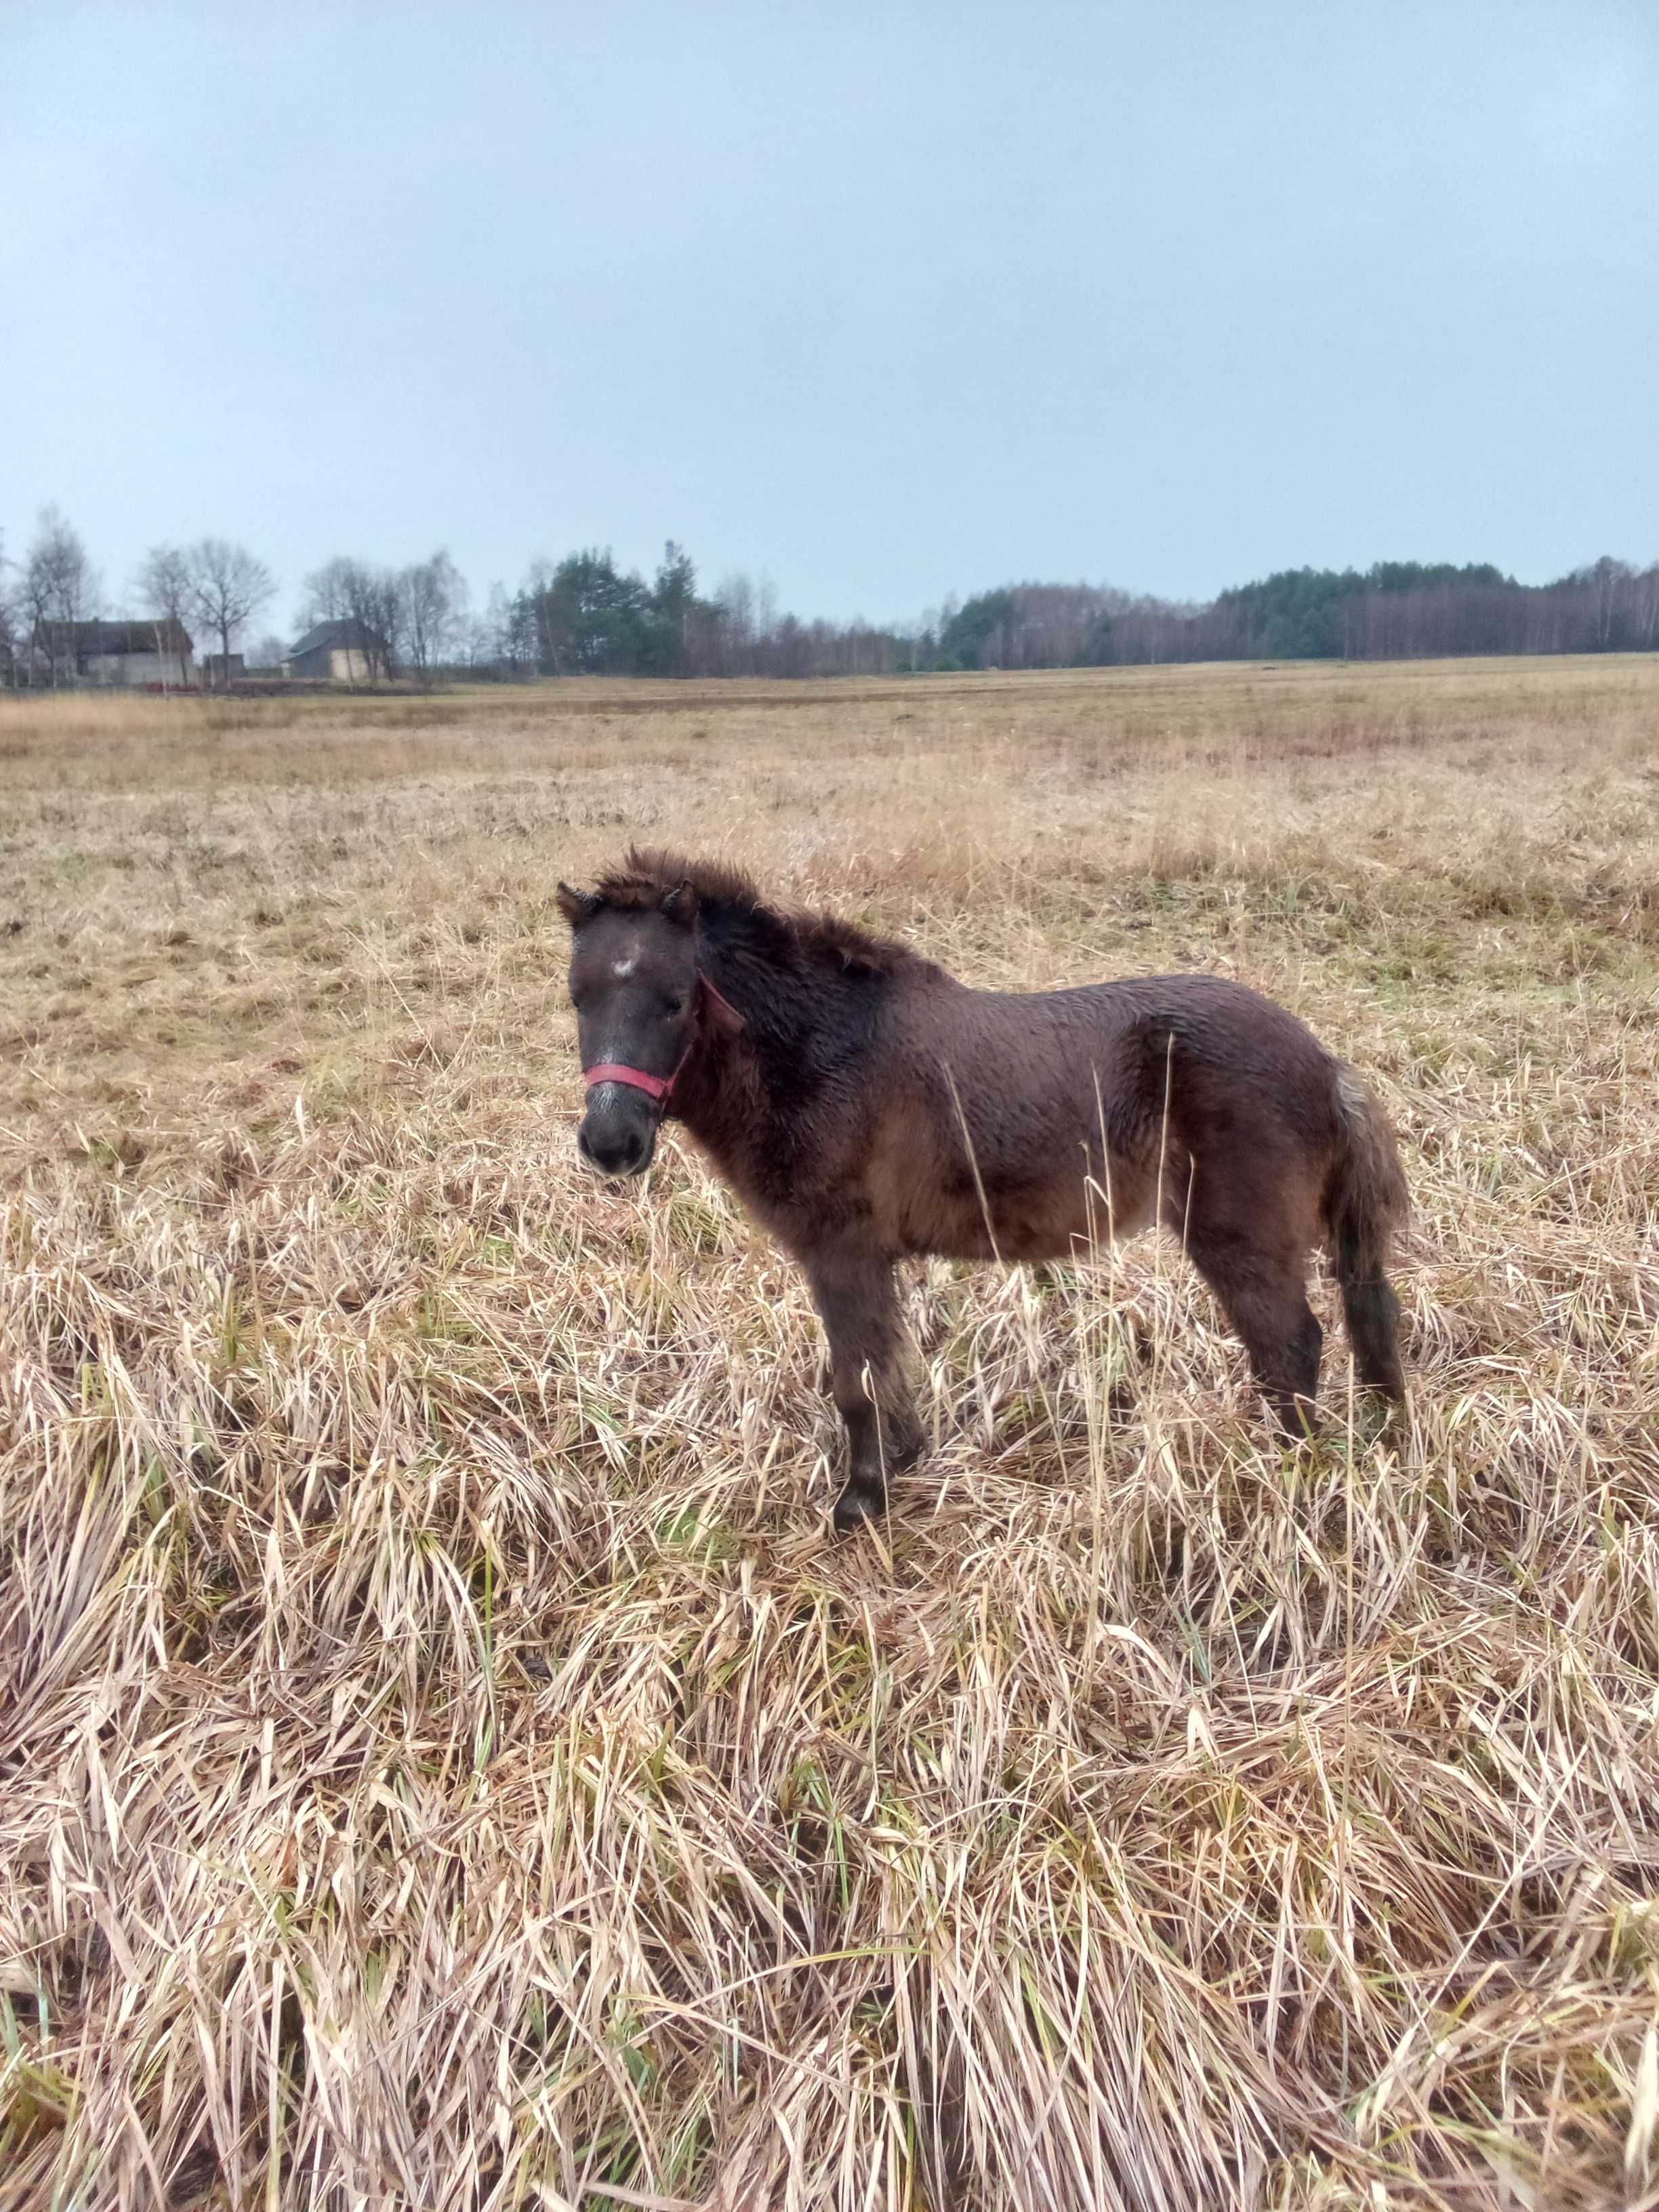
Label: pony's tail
xmin=1322 ymin=1064 xmax=1409 ymax=1399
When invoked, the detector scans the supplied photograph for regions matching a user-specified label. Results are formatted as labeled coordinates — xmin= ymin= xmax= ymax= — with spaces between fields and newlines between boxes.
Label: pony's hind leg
xmin=1340 ymin=1273 xmax=1405 ymax=1400
xmin=801 ymin=1243 xmax=923 ymax=1532
xmin=1185 ymin=1231 xmax=1324 ymax=1441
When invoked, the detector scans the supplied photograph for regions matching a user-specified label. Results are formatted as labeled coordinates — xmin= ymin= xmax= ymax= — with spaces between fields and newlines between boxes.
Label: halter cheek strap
xmin=582 ymin=975 xmax=743 ymax=1115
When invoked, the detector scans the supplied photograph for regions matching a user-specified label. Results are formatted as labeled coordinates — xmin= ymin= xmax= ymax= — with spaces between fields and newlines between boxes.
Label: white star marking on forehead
xmin=613 ymin=955 xmax=637 ymax=978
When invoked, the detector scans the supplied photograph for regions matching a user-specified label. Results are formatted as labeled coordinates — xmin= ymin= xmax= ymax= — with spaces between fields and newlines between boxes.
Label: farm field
xmin=2 ymin=657 xmax=1658 ymax=2209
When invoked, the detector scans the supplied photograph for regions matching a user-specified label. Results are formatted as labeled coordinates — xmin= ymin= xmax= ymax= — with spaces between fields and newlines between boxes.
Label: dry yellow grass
xmin=1 ymin=657 xmax=1657 ymax=2210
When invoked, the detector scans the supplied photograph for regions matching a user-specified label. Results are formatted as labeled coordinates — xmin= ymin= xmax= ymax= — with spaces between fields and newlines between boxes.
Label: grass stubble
xmin=1 ymin=657 xmax=1656 ymax=2209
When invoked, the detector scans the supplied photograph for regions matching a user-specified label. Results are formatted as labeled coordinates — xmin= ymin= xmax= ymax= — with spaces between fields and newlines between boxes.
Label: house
xmin=30 ymin=617 xmax=195 ymax=688
xmin=283 ymin=619 xmax=377 ymax=683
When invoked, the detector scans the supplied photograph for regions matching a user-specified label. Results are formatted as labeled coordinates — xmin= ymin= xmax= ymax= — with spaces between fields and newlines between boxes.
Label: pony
xmin=558 ymin=851 xmax=1408 ymax=1531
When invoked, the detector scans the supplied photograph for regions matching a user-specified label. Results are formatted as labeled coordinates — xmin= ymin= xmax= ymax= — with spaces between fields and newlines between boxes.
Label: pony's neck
xmin=672 ymin=914 xmax=857 ymax=1174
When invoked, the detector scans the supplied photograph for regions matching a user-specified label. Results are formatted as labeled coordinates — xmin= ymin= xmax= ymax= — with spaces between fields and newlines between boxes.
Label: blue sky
xmin=3 ymin=1 xmax=1655 ymax=630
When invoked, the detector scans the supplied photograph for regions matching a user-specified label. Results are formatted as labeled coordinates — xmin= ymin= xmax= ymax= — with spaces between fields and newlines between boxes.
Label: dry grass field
xmin=2 ymin=657 xmax=1658 ymax=2211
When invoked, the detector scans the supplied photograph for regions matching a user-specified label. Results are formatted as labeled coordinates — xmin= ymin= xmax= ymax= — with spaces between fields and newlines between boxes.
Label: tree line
xmin=929 ymin=560 xmax=1659 ymax=670
xmin=2 ymin=506 xmax=1656 ymax=689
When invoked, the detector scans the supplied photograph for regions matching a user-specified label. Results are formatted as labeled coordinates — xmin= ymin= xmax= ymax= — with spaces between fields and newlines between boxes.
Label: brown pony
xmin=558 ymin=851 xmax=1408 ymax=1532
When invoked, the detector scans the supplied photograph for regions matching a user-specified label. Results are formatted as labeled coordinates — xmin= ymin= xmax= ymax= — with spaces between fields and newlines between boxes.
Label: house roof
xmin=64 ymin=617 xmax=193 ymax=655
xmin=288 ymin=619 xmax=374 ymax=657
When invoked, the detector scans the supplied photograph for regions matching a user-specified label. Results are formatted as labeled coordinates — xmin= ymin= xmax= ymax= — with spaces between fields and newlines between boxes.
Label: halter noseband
xmin=582 ymin=974 xmax=743 ymax=1116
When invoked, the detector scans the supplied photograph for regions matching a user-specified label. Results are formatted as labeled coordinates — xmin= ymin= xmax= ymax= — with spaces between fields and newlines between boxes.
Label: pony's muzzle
xmin=577 ymin=1085 xmax=659 ymax=1177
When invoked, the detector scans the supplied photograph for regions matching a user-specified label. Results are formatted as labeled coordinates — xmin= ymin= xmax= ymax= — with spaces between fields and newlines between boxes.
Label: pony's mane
xmin=595 ymin=848 xmax=916 ymax=977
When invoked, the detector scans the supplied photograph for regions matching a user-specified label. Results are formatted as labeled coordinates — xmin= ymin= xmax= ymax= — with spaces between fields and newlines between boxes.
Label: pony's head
xmin=557 ymin=872 xmax=741 ymax=1176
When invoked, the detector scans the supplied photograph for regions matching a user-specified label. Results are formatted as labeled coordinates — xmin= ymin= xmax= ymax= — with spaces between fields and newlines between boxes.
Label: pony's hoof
xmin=1272 ymin=1396 xmax=1322 ymax=1450
xmin=832 ymin=1479 xmax=886 ymax=1535
xmin=1353 ymin=1389 xmax=1407 ymax=1447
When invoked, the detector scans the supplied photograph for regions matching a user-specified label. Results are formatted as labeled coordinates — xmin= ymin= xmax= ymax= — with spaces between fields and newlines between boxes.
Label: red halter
xmin=583 ymin=974 xmax=743 ymax=1115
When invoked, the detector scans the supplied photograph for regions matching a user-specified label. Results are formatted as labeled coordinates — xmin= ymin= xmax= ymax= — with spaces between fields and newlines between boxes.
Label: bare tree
xmin=23 ymin=508 xmax=100 ymax=685
xmin=398 ymin=551 xmax=466 ymax=687
xmin=184 ymin=539 xmax=274 ymax=690
xmin=295 ymin=556 xmax=353 ymax=629
xmin=354 ymin=569 xmax=402 ymax=682
xmin=490 ymin=579 xmax=541 ymax=676
xmin=296 ymin=556 xmax=400 ymax=683
xmin=755 ymin=575 xmax=779 ymax=642
xmin=1582 ymin=556 xmax=1633 ymax=650
xmin=466 ymin=581 xmax=516 ymax=674
xmin=1635 ymin=562 xmax=1659 ymax=649
xmin=136 ymin=544 xmax=194 ymax=690
xmin=0 ymin=527 xmax=12 ymax=683
xmin=0 ymin=529 xmax=16 ymax=689
xmin=714 ymin=572 xmax=756 ymax=651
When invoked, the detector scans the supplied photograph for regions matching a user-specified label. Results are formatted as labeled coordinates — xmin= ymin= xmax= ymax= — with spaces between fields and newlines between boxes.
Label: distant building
xmin=30 ymin=617 xmax=195 ymax=688
xmin=284 ymin=619 xmax=376 ymax=683
xmin=201 ymin=652 xmax=247 ymax=687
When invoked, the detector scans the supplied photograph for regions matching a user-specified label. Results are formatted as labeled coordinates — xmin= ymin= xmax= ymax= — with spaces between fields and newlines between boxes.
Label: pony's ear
xmin=702 ymin=980 xmax=745 ymax=1036
xmin=556 ymin=882 xmax=600 ymax=929
xmin=660 ymin=880 xmax=699 ymax=926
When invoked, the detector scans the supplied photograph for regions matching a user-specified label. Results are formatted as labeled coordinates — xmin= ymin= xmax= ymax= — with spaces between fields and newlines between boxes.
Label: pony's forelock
xmin=592 ymin=850 xmax=762 ymax=915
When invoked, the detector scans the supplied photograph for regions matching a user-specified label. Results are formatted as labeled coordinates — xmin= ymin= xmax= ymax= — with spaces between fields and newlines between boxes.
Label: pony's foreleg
xmin=802 ymin=1245 xmax=922 ymax=1533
